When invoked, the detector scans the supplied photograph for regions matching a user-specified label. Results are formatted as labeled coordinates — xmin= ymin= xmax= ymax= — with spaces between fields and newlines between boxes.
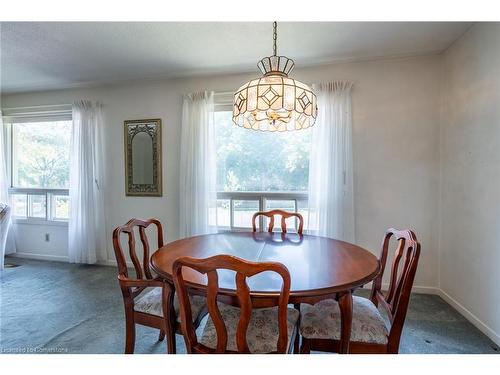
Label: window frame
xmin=3 ymin=106 xmax=72 ymax=225
xmin=213 ymin=94 xmax=309 ymax=232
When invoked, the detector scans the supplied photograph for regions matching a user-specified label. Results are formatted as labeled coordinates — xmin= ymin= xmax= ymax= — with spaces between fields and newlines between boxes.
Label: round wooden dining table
xmin=151 ymin=231 xmax=380 ymax=353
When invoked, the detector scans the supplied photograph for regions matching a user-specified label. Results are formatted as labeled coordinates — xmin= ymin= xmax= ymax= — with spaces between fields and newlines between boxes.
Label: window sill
xmin=13 ymin=218 xmax=68 ymax=227
xmin=217 ymin=191 xmax=307 ymax=199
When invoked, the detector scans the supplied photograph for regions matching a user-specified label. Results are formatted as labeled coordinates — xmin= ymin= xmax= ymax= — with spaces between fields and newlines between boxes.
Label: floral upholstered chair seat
xmin=300 ymin=296 xmax=389 ymax=344
xmin=200 ymin=303 xmax=300 ymax=353
xmin=134 ymin=287 xmax=206 ymax=323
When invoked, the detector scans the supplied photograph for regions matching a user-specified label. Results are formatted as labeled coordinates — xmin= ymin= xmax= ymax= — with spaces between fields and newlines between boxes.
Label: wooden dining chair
xmin=112 ymin=218 xmax=207 ymax=354
xmin=299 ymin=228 xmax=421 ymax=354
xmin=252 ymin=209 xmax=304 ymax=235
xmin=172 ymin=254 xmax=300 ymax=353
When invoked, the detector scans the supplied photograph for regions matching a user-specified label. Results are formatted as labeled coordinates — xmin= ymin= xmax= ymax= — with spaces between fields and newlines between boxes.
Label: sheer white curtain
xmin=0 ymin=111 xmax=16 ymax=270
xmin=179 ymin=91 xmax=218 ymax=237
xmin=307 ymin=81 xmax=355 ymax=241
xmin=69 ymin=100 xmax=106 ymax=264
xmin=0 ymin=112 xmax=9 ymax=206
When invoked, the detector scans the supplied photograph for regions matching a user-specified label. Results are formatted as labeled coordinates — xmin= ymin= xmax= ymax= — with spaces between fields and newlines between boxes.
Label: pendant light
xmin=232 ymin=21 xmax=318 ymax=132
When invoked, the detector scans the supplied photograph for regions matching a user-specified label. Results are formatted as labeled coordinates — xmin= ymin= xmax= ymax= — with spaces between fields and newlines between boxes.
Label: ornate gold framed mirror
xmin=124 ymin=118 xmax=162 ymax=196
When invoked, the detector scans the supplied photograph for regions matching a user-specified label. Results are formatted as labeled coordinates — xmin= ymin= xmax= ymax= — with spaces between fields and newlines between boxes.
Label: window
xmin=8 ymin=118 xmax=71 ymax=222
xmin=215 ymin=111 xmax=311 ymax=192
xmin=214 ymin=110 xmax=311 ymax=231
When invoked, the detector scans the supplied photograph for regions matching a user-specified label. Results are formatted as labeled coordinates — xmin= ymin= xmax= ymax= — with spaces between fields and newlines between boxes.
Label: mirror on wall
xmin=124 ymin=119 xmax=162 ymax=196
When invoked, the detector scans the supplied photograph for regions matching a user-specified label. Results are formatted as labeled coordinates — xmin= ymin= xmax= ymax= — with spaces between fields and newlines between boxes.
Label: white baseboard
xmin=99 ymin=258 xmax=134 ymax=268
xmin=437 ymin=288 xmax=500 ymax=347
xmin=366 ymin=281 xmax=439 ymax=295
xmin=406 ymin=285 xmax=440 ymax=295
xmin=7 ymin=252 xmax=69 ymax=262
xmin=7 ymin=253 xmax=131 ymax=268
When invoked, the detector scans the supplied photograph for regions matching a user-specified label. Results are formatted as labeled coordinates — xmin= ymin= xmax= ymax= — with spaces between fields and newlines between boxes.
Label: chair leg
xmin=164 ymin=309 xmax=177 ymax=354
xmin=160 ymin=282 xmax=177 ymax=354
xmin=293 ymin=303 xmax=301 ymax=354
xmin=300 ymin=337 xmax=311 ymax=354
xmin=166 ymin=327 xmax=176 ymax=354
xmin=293 ymin=331 xmax=300 ymax=354
xmin=124 ymin=309 xmax=136 ymax=354
xmin=158 ymin=329 xmax=165 ymax=342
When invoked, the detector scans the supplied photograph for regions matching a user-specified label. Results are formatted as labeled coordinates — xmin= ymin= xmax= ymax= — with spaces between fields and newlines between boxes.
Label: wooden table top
xmin=151 ymin=231 xmax=380 ymax=300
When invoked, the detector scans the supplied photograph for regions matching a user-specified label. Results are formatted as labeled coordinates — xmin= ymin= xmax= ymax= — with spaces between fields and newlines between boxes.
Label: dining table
xmin=150 ymin=231 xmax=380 ymax=353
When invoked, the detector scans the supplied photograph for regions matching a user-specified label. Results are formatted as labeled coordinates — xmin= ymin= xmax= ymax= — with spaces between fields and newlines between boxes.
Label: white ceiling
xmin=1 ymin=22 xmax=472 ymax=93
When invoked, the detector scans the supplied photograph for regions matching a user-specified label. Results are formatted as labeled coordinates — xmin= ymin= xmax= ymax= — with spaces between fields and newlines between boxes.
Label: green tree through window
xmin=215 ymin=111 xmax=311 ymax=192
xmin=12 ymin=121 xmax=71 ymax=189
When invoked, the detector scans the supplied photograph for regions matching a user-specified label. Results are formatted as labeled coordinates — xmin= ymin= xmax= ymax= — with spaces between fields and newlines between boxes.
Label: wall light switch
xmin=45 ymin=233 xmax=50 ymax=242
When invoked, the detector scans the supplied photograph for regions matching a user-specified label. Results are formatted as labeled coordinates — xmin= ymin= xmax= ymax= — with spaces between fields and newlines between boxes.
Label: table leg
xmin=338 ymin=291 xmax=353 ymax=354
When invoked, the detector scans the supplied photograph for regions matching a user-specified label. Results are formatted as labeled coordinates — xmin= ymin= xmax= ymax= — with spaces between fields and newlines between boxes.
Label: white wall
xmin=12 ymin=223 xmax=68 ymax=261
xmin=1 ymin=54 xmax=442 ymax=288
xmin=440 ymin=23 xmax=500 ymax=344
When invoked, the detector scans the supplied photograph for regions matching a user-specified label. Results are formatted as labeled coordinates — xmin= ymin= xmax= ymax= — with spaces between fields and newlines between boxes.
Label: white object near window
xmin=1 ymin=110 xmax=16 ymax=267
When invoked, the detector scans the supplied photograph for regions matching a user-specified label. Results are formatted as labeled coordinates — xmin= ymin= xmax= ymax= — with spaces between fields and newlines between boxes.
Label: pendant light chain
xmin=273 ymin=21 xmax=277 ymax=56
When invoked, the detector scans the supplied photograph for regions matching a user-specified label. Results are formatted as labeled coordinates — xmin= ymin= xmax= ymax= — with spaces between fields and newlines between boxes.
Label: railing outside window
xmin=215 ymin=191 xmax=308 ymax=232
xmin=9 ymin=188 xmax=69 ymax=224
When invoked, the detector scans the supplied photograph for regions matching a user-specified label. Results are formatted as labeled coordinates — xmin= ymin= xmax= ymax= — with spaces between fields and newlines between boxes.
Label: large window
xmin=8 ymin=119 xmax=71 ymax=222
xmin=214 ymin=110 xmax=311 ymax=231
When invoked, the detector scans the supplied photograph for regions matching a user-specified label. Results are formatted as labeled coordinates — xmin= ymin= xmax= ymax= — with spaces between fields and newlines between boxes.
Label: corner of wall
xmin=436 ymin=49 xmax=446 ymax=292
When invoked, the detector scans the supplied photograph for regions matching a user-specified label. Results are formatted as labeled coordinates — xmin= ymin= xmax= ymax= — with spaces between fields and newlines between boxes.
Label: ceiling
xmin=1 ymin=22 xmax=472 ymax=94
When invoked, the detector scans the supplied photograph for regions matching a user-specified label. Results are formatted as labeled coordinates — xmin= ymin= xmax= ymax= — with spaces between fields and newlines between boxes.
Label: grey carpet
xmin=0 ymin=257 xmax=498 ymax=354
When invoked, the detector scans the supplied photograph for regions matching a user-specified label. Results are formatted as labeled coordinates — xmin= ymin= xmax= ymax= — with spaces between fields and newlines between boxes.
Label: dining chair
xmin=172 ymin=254 xmax=300 ymax=353
xmin=252 ymin=209 xmax=304 ymax=234
xmin=299 ymin=228 xmax=421 ymax=354
xmin=112 ymin=218 xmax=207 ymax=354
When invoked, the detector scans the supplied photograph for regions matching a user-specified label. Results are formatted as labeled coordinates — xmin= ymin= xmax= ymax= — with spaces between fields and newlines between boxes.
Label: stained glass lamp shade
xmin=232 ymin=24 xmax=318 ymax=132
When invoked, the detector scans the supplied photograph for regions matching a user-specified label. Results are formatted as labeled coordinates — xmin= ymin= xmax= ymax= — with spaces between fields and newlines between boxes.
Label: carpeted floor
xmin=0 ymin=257 xmax=498 ymax=354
